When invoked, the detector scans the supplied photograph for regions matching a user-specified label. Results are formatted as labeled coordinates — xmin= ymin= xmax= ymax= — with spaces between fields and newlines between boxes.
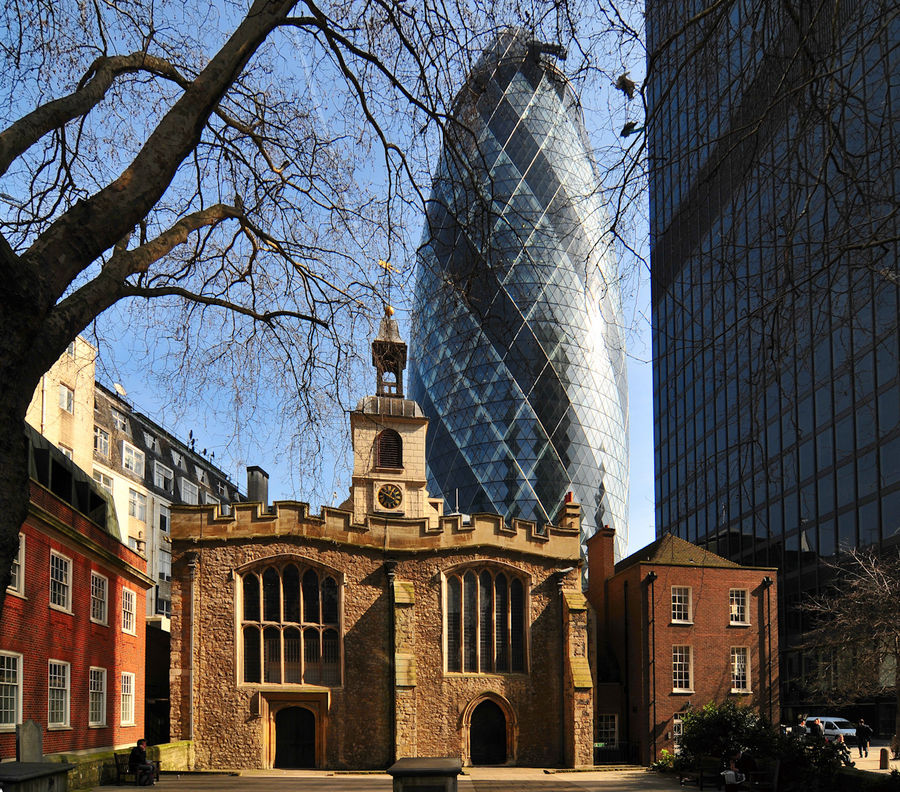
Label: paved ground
xmin=93 ymin=743 xmax=900 ymax=792
xmin=97 ymin=767 xmax=675 ymax=792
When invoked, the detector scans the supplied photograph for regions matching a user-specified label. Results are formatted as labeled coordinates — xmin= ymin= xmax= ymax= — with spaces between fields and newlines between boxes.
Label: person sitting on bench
xmin=129 ymin=739 xmax=156 ymax=786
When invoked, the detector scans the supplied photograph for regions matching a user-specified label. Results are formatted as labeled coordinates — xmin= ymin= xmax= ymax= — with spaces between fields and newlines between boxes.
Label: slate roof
xmin=615 ymin=532 xmax=741 ymax=573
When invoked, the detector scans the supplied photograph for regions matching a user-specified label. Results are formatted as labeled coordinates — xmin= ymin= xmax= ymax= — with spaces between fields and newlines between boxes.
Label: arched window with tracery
xmin=375 ymin=429 xmax=402 ymax=468
xmin=445 ymin=567 xmax=527 ymax=673
xmin=240 ymin=562 xmax=341 ymax=685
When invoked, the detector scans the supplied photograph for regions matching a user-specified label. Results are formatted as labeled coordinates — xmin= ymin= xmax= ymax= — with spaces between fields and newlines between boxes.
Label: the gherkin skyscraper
xmin=409 ymin=28 xmax=628 ymax=556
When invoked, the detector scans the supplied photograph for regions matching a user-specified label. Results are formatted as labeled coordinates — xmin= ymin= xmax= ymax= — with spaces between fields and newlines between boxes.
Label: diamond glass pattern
xmin=410 ymin=29 xmax=628 ymax=555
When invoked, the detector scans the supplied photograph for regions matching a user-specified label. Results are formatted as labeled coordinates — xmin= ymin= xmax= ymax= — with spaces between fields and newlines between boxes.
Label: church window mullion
xmin=463 ymin=571 xmax=478 ymax=672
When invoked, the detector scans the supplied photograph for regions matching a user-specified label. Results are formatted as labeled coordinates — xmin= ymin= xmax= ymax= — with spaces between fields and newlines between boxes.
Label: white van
xmin=804 ymin=716 xmax=857 ymax=743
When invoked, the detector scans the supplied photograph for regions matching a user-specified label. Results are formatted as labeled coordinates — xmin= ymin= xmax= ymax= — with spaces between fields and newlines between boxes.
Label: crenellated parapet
xmin=171 ymin=497 xmax=581 ymax=560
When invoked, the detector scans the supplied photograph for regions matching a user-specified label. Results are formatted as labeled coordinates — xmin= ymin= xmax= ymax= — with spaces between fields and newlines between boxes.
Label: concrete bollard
xmin=880 ymin=748 xmax=889 ymax=770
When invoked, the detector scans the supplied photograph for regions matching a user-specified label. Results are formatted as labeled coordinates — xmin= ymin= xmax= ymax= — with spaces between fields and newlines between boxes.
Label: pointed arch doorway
xmin=469 ymin=699 xmax=508 ymax=765
xmin=274 ymin=706 xmax=316 ymax=768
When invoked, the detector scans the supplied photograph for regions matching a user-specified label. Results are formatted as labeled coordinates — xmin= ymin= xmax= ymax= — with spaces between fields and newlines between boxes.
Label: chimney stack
xmin=247 ymin=466 xmax=269 ymax=509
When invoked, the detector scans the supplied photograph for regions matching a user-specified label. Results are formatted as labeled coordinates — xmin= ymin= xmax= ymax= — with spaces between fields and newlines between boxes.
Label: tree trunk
xmin=0 ymin=410 xmax=32 ymax=617
xmin=0 ymin=296 xmax=59 ymax=618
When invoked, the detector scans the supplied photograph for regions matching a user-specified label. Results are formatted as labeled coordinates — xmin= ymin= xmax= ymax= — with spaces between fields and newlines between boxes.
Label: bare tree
xmin=800 ymin=548 xmax=900 ymax=740
xmin=0 ymin=0 xmax=649 ymax=615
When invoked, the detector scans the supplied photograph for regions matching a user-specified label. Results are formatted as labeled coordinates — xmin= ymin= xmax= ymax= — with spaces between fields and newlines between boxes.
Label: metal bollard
xmin=880 ymin=748 xmax=889 ymax=770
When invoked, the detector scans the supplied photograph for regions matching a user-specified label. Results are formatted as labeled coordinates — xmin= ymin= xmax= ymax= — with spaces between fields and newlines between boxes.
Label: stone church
xmin=169 ymin=308 xmax=594 ymax=769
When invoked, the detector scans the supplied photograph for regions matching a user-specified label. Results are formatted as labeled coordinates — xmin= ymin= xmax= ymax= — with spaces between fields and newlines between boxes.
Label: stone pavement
xmin=95 ymin=767 xmax=675 ymax=792
xmin=92 ymin=746 xmax=900 ymax=792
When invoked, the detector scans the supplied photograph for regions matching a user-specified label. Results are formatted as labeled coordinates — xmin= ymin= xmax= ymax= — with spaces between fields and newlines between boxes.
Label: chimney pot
xmin=247 ymin=466 xmax=269 ymax=509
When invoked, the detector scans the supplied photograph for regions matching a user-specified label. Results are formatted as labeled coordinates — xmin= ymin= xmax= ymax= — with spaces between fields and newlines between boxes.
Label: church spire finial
xmin=372 ymin=304 xmax=407 ymax=398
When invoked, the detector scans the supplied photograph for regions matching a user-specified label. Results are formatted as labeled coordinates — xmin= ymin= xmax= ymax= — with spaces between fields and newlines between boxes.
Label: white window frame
xmin=159 ymin=502 xmax=171 ymax=533
xmin=171 ymin=449 xmax=184 ymax=469
xmin=672 ymin=645 xmax=693 ymax=692
xmin=154 ymin=461 xmax=174 ymax=493
xmin=142 ymin=431 xmax=159 ymax=453
xmin=48 ymin=660 xmax=70 ymax=728
xmin=671 ymin=586 xmax=692 ymax=623
xmin=203 ymin=491 xmax=219 ymax=507
xmin=596 ymin=713 xmax=618 ymax=747
xmin=181 ymin=478 xmax=199 ymax=505
xmin=128 ymin=488 xmax=147 ymax=522
xmin=673 ymin=717 xmax=684 ymax=754
xmin=120 ymin=672 xmax=135 ymax=726
xmin=731 ymin=646 xmax=751 ymax=692
xmin=93 ymin=470 xmax=113 ymax=496
xmin=65 ymin=341 xmax=76 ymax=358
xmin=122 ymin=588 xmax=136 ymax=635
xmin=58 ymin=384 xmax=75 ymax=414
xmin=59 ymin=445 xmax=73 ymax=460
xmin=89 ymin=667 xmax=107 ymax=727
xmin=111 ymin=408 xmax=128 ymax=432
xmin=90 ymin=572 xmax=108 ymax=625
xmin=49 ymin=550 xmax=72 ymax=612
xmin=122 ymin=442 xmax=145 ymax=477
xmin=730 ymin=588 xmax=750 ymax=625
xmin=8 ymin=533 xmax=24 ymax=596
xmin=0 ymin=651 xmax=23 ymax=730
xmin=94 ymin=426 xmax=110 ymax=457
xmin=158 ymin=548 xmax=172 ymax=581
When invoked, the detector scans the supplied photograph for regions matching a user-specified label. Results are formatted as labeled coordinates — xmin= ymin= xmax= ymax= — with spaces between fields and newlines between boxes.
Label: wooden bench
xmin=114 ymin=753 xmax=160 ymax=785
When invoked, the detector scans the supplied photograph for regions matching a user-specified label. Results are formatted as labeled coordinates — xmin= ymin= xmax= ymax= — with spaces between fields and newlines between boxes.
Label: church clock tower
xmin=349 ymin=306 xmax=443 ymax=526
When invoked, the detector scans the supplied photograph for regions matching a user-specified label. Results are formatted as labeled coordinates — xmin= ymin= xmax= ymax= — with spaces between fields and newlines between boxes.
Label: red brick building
xmin=0 ymin=429 xmax=154 ymax=758
xmin=587 ymin=528 xmax=779 ymax=764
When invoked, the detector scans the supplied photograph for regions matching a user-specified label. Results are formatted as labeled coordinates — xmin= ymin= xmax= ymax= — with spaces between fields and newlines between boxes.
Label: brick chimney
xmin=586 ymin=525 xmax=616 ymax=611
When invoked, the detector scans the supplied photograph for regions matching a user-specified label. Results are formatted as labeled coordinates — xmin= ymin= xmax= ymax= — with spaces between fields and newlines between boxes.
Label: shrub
xmin=678 ymin=700 xmax=777 ymax=763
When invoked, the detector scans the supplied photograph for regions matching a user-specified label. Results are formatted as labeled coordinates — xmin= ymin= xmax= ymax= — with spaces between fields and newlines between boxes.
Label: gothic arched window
xmin=445 ymin=567 xmax=527 ymax=674
xmin=240 ymin=562 xmax=341 ymax=685
xmin=375 ymin=429 xmax=402 ymax=468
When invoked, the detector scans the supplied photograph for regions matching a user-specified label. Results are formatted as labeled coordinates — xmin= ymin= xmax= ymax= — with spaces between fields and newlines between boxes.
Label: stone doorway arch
xmin=461 ymin=693 xmax=516 ymax=766
xmin=273 ymin=705 xmax=316 ymax=768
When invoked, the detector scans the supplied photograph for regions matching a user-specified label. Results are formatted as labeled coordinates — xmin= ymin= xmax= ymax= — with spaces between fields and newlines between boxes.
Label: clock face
xmin=377 ymin=483 xmax=403 ymax=509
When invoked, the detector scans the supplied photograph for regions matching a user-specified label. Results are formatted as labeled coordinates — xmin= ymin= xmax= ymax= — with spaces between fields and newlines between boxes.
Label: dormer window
xmin=375 ymin=429 xmax=402 ymax=468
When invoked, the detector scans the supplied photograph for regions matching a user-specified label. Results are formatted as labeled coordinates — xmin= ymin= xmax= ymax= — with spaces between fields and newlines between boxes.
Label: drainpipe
xmin=762 ymin=576 xmax=774 ymax=724
xmin=557 ymin=566 xmax=575 ymax=766
xmin=623 ymin=580 xmax=630 ymax=758
xmin=646 ymin=571 xmax=658 ymax=762
xmin=187 ymin=553 xmax=199 ymax=741
xmin=385 ymin=560 xmax=397 ymax=764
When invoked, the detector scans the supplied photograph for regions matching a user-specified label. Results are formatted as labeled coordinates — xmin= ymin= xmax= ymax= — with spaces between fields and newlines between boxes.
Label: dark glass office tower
xmin=409 ymin=28 xmax=628 ymax=556
xmin=648 ymin=0 xmax=900 ymax=714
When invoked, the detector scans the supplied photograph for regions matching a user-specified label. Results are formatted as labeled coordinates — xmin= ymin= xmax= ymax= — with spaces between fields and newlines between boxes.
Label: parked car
xmin=804 ymin=716 xmax=857 ymax=743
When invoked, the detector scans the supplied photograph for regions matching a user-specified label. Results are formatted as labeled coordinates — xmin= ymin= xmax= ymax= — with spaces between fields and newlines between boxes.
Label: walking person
xmin=856 ymin=718 xmax=873 ymax=758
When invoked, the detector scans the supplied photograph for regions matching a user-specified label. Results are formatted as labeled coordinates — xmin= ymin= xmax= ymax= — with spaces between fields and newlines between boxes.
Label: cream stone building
xmin=169 ymin=309 xmax=594 ymax=769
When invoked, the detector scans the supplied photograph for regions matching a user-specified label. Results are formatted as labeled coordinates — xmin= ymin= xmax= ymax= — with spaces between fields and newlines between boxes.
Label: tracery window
xmin=241 ymin=563 xmax=341 ymax=686
xmin=445 ymin=567 xmax=526 ymax=674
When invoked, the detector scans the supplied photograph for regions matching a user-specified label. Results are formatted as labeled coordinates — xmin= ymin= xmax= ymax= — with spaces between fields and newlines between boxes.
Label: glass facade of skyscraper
xmin=648 ymin=0 xmax=899 ymax=712
xmin=409 ymin=29 xmax=628 ymax=556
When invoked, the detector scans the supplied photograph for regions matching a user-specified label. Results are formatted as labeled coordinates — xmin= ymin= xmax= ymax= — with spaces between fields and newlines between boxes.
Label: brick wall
xmin=602 ymin=562 xmax=779 ymax=763
xmin=0 ymin=482 xmax=150 ymax=759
